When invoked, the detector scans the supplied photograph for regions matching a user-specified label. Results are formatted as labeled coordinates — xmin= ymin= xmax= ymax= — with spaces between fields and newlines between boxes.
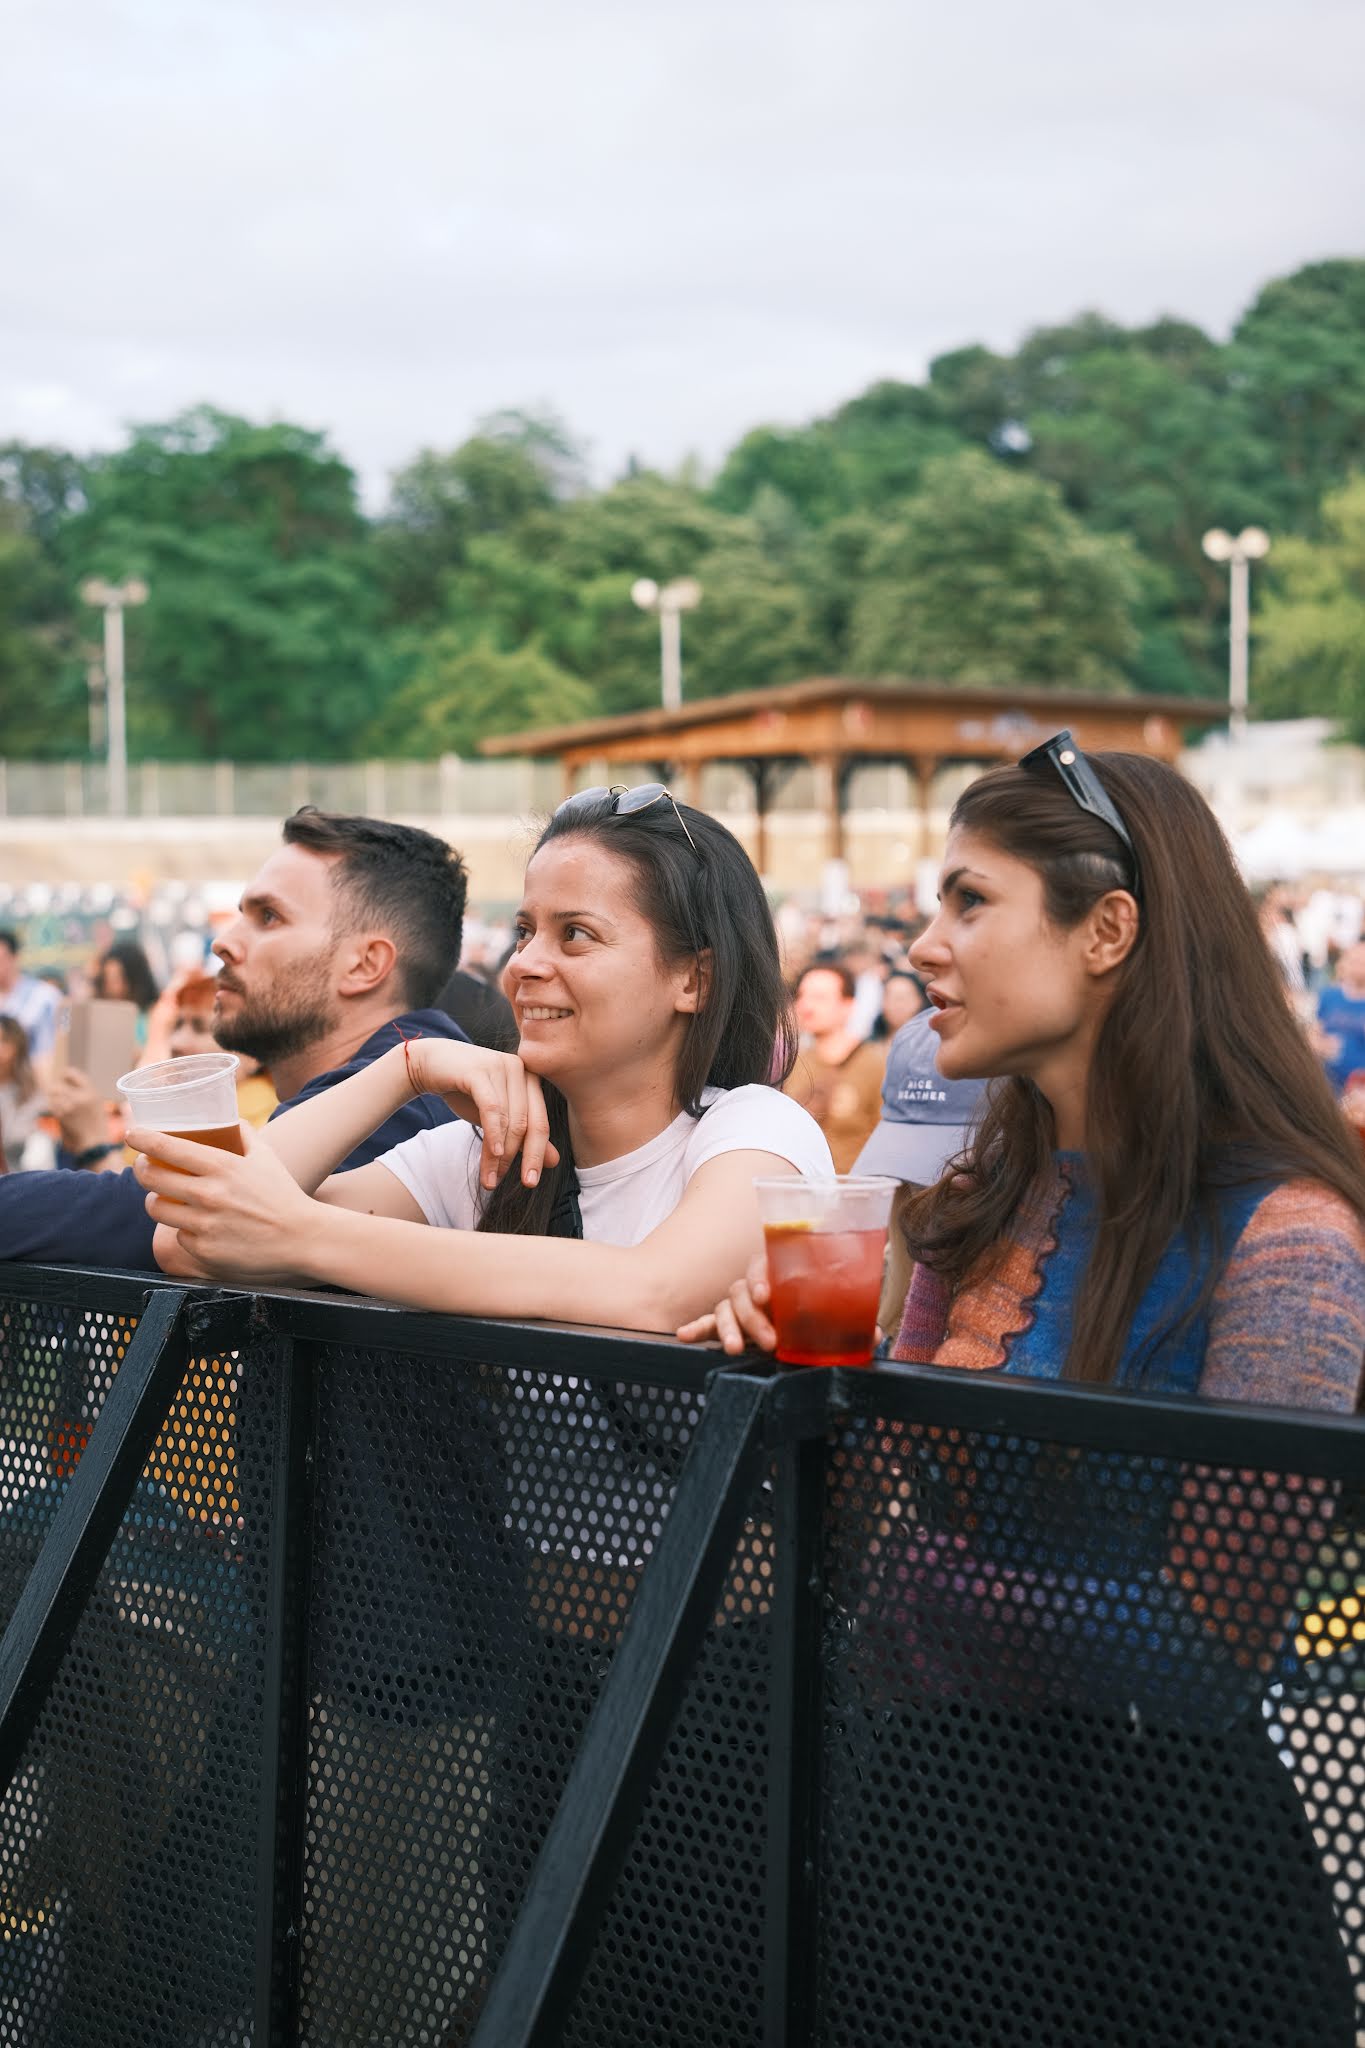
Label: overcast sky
xmin=5 ymin=0 xmax=1363 ymax=505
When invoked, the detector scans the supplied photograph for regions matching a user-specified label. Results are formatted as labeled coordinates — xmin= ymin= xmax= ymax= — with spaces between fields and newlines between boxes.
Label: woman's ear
xmin=1085 ymin=891 xmax=1140 ymax=977
xmin=675 ymin=948 xmax=714 ymax=1015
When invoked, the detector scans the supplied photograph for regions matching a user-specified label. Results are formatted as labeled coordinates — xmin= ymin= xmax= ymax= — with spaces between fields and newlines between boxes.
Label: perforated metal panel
xmin=297 ymin=1351 xmax=708 ymax=2047
xmin=560 ymin=1473 xmax=775 ymax=2048
xmin=820 ymin=1411 xmax=1365 ymax=2048
xmin=0 ymin=1290 xmax=279 ymax=2048
xmin=0 ymin=1270 xmax=1361 ymax=2048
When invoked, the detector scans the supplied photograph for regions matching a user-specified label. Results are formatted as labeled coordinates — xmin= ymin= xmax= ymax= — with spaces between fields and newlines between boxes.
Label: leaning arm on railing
xmin=146 ymin=1038 xmax=553 ymax=1274
xmin=133 ymin=1115 xmax=800 ymax=1331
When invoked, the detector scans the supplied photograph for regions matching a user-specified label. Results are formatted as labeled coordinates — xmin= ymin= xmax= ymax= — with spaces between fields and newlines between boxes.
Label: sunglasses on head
xmin=555 ymin=782 xmax=699 ymax=854
xmin=1018 ymin=730 xmax=1142 ymax=899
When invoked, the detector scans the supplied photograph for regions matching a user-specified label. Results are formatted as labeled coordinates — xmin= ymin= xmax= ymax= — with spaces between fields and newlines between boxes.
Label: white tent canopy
xmin=1233 ymin=809 xmax=1365 ymax=881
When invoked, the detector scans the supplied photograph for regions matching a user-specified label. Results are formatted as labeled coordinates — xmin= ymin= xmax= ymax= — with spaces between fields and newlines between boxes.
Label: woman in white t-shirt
xmin=140 ymin=786 xmax=832 ymax=1328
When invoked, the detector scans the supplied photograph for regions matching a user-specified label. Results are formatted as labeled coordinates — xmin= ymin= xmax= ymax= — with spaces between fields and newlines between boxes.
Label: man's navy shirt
xmin=0 ymin=1008 xmax=468 ymax=1270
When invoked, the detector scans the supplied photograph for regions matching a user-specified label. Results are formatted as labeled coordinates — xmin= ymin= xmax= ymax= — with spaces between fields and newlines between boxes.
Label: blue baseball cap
xmin=852 ymin=1012 xmax=989 ymax=1185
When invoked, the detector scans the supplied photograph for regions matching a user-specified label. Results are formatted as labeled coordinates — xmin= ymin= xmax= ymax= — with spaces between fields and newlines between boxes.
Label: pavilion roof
xmin=478 ymin=675 xmax=1227 ymax=762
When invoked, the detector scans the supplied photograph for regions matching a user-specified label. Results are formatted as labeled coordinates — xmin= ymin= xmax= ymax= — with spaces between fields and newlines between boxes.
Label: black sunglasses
xmin=1018 ymin=730 xmax=1141 ymax=898
xmin=555 ymin=781 xmax=699 ymax=854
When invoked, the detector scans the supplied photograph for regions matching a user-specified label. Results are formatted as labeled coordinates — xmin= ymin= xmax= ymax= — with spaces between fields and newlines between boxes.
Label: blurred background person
xmin=0 ymin=929 xmax=61 ymax=1063
xmin=435 ymin=963 xmax=518 ymax=1053
xmin=0 ymin=1018 xmax=45 ymax=1172
xmin=843 ymin=933 xmax=891 ymax=1040
xmin=44 ymin=1066 xmax=127 ymax=1172
xmin=852 ymin=1009 xmax=989 ymax=1334
xmin=1317 ymin=940 xmax=1365 ymax=1099
xmin=783 ymin=959 xmax=886 ymax=1171
xmin=94 ymin=940 xmax=161 ymax=1043
xmin=1256 ymin=882 xmax=1308 ymax=997
xmin=41 ymin=968 xmax=282 ymax=1176
xmin=873 ymin=968 xmax=928 ymax=1040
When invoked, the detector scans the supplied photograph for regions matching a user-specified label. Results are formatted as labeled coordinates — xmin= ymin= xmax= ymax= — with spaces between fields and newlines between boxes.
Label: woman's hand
xmin=130 ymin=1122 xmax=326 ymax=1284
xmin=407 ymin=1039 xmax=558 ymax=1192
xmin=676 ymin=1253 xmax=778 ymax=1355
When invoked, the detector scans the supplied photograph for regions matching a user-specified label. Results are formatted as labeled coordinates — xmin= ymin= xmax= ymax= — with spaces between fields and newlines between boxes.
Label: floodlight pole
xmin=631 ymin=576 xmax=702 ymax=712
xmin=1228 ymin=554 xmax=1251 ymax=742
xmin=1201 ymin=527 xmax=1269 ymax=745
xmin=80 ymin=578 xmax=148 ymax=814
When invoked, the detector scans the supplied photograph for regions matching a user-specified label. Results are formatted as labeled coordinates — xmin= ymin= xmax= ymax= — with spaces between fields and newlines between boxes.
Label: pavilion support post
xmin=561 ymin=759 xmax=579 ymax=805
xmin=913 ymin=754 xmax=938 ymax=860
xmin=813 ymin=754 xmax=844 ymax=863
xmin=681 ymin=760 xmax=703 ymax=811
xmin=753 ymin=762 xmax=771 ymax=876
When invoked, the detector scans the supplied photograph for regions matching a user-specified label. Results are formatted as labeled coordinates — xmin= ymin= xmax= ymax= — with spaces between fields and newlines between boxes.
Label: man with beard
xmin=0 ymin=807 xmax=472 ymax=1265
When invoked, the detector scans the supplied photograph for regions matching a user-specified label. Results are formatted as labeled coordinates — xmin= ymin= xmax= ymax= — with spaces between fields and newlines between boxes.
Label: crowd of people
xmin=3 ymin=836 xmax=1361 ymax=1211
xmin=1 ymin=750 xmax=1364 ymax=2041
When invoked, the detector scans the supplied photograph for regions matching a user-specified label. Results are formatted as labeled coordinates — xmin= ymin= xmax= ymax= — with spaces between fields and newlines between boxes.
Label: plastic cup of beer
xmin=754 ymin=1175 xmax=897 ymax=1368
xmin=118 ymin=1052 xmax=244 ymax=1170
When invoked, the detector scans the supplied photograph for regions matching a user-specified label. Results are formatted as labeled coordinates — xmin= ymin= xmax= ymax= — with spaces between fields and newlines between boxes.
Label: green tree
xmin=670 ymin=547 xmax=820 ymax=703
xmin=927 ymin=345 xmax=1023 ymax=449
xmin=552 ymin=476 xmax=819 ymax=709
xmin=848 ymin=450 xmax=1140 ymax=687
xmin=1019 ymin=343 xmax=1276 ymax=693
xmin=795 ymin=513 xmax=882 ymax=671
xmin=408 ymin=476 xmax=822 ymax=733
xmin=1255 ymin=474 xmax=1365 ymax=741
xmin=379 ymin=409 xmax=586 ymax=622
xmin=62 ymin=407 xmax=388 ymax=760
xmin=555 ymin=472 xmax=744 ymax=582
xmin=822 ymin=380 xmax=964 ymax=507
xmin=0 ymin=442 xmax=89 ymax=552
xmin=710 ymin=425 xmax=850 ymax=527
xmin=370 ymin=636 xmax=598 ymax=757
xmin=0 ymin=443 xmax=88 ymax=753
xmin=712 ymin=384 xmax=967 ymax=529
xmin=0 ymin=502 xmax=73 ymax=755
xmin=1231 ymin=261 xmax=1365 ymax=529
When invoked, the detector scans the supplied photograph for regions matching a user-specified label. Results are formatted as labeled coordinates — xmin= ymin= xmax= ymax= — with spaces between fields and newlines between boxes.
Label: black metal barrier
xmin=0 ymin=1262 xmax=1362 ymax=2047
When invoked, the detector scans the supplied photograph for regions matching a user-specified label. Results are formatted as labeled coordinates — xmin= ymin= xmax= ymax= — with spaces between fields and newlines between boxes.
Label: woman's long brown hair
xmin=905 ymin=751 xmax=1365 ymax=1384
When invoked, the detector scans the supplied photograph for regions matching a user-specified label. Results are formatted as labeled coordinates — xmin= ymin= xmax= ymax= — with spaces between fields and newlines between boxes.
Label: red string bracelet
xmin=395 ymin=1024 xmax=424 ymax=1096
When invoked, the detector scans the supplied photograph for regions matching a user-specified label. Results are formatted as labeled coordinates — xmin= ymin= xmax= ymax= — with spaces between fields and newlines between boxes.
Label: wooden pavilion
xmin=480 ymin=678 xmax=1227 ymax=870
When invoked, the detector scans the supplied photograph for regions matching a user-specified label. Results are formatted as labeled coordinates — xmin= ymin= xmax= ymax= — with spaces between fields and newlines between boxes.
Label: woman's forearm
xmin=257 ymin=1045 xmax=413 ymax=1191
xmin=297 ymin=1203 xmax=673 ymax=1330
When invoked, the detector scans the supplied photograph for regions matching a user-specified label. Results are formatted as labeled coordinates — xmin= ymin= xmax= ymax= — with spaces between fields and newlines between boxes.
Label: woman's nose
xmin=909 ymin=914 xmax=947 ymax=976
xmin=505 ymin=936 xmax=547 ymax=981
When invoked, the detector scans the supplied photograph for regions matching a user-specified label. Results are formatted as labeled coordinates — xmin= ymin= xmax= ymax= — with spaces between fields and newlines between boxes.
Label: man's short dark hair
xmin=282 ymin=809 xmax=468 ymax=1009
xmin=0 ymin=931 xmax=19 ymax=957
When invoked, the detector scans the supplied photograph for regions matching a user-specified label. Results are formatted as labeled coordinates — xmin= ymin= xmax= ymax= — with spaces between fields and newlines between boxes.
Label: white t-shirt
xmin=379 ymin=1083 xmax=834 ymax=1238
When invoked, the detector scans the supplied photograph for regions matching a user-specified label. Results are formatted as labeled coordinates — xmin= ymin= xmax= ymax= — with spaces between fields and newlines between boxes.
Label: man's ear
xmin=335 ymin=932 xmax=399 ymax=1000
xmin=1084 ymin=891 xmax=1140 ymax=978
xmin=675 ymin=947 xmax=713 ymax=1015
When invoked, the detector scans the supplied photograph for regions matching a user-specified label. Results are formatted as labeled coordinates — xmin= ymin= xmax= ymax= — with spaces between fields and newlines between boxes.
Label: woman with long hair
xmin=694 ymin=738 xmax=1365 ymax=1390
xmin=685 ymin=737 xmax=1365 ymax=2044
xmin=136 ymin=787 xmax=832 ymax=1321
xmin=897 ymin=737 xmax=1365 ymax=1396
